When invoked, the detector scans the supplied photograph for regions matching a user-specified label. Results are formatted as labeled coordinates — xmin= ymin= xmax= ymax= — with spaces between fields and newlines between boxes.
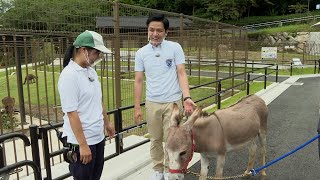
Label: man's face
xmin=148 ymin=21 xmax=167 ymax=47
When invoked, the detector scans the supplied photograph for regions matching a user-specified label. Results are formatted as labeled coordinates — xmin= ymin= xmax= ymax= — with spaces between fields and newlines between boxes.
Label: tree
xmin=2 ymin=0 xmax=110 ymax=32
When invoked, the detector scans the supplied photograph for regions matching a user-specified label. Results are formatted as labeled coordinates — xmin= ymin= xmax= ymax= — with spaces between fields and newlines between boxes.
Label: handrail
xmin=0 ymin=160 xmax=41 ymax=180
xmin=0 ymin=133 xmax=30 ymax=146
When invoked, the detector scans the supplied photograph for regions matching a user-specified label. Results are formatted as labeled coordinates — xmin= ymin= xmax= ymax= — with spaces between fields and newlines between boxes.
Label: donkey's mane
xmin=199 ymin=95 xmax=254 ymax=117
xmin=223 ymin=94 xmax=253 ymax=109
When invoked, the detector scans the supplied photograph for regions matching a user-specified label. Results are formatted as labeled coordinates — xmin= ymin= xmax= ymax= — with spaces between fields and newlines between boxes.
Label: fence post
xmin=40 ymin=127 xmax=52 ymax=180
xmin=290 ymin=62 xmax=293 ymax=76
xmin=113 ymin=1 xmax=122 ymax=109
xmin=114 ymin=109 xmax=123 ymax=155
xmin=276 ymin=64 xmax=279 ymax=83
xmin=179 ymin=13 xmax=184 ymax=46
xmin=188 ymin=59 xmax=191 ymax=76
xmin=217 ymin=81 xmax=221 ymax=109
xmin=0 ymin=143 xmax=5 ymax=168
xmin=30 ymin=125 xmax=41 ymax=170
xmin=247 ymin=73 xmax=250 ymax=95
xmin=314 ymin=59 xmax=317 ymax=74
xmin=264 ymin=68 xmax=267 ymax=89
xmin=13 ymin=35 xmax=26 ymax=124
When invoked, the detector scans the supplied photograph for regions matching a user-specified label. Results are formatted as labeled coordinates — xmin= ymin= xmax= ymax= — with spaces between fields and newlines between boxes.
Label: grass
xmin=249 ymin=23 xmax=319 ymax=35
xmin=205 ymin=81 xmax=272 ymax=113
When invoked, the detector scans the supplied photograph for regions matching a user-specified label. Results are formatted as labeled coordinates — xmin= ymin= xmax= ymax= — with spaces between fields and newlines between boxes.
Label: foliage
xmin=1 ymin=0 xmax=112 ymax=32
xmin=288 ymin=3 xmax=308 ymax=14
xmin=1 ymin=0 xmax=318 ymax=30
xmin=1 ymin=112 xmax=18 ymax=129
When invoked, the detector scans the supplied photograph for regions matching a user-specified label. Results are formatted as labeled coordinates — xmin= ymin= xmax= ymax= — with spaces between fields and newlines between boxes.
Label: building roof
xmin=96 ymin=16 xmax=192 ymax=29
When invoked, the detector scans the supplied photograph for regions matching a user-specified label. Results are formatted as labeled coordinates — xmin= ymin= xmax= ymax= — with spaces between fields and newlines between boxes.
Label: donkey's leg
xmin=199 ymin=154 xmax=210 ymax=180
xmin=258 ymin=131 xmax=267 ymax=176
xmin=215 ymin=153 xmax=226 ymax=178
xmin=244 ymin=140 xmax=257 ymax=176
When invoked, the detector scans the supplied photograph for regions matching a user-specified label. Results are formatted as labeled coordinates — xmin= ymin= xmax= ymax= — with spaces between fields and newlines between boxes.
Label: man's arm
xmin=134 ymin=71 xmax=144 ymax=124
xmin=177 ymin=64 xmax=196 ymax=114
xmin=177 ymin=64 xmax=191 ymax=98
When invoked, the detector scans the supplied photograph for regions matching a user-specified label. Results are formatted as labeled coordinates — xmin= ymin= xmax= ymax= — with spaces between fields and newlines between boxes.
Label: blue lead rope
xmin=250 ymin=133 xmax=320 ymax=176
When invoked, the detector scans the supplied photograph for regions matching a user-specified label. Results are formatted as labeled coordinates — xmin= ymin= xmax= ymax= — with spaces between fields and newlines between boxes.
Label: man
xmin=134 ymin=14 xmax=196 ymax=180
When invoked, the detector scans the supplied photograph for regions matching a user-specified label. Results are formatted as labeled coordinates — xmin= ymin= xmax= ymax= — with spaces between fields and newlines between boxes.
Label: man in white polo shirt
xmin=58 ymin=30 xmax=115 ymax=180
xmin=134 ymin=14 xmax=196 ymax=180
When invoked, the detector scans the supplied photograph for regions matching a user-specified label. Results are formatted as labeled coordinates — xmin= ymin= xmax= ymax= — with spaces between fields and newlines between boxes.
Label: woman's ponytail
xmin=63 ymin=45 xmax=75 ymax=68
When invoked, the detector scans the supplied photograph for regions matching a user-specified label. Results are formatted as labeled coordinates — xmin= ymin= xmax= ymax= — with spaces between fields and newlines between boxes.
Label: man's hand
xmin=105 ymin=122 xmax=115 ymax=139
xmin=134 ymin=106 xmax=143 ymax=125
xmin=79 ymin=144 xmax=92 ymax=165
xmin=184 ymin=98 xmax=197 ymax=116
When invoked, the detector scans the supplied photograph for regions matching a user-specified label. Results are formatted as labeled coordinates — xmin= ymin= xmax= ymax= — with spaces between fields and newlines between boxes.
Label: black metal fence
xmin=0 ymin=63 xmax=282 ymax=179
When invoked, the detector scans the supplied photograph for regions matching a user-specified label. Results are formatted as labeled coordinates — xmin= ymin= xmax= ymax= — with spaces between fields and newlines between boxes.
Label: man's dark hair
xmin=146 ymin=14 xmax=169 ymax=31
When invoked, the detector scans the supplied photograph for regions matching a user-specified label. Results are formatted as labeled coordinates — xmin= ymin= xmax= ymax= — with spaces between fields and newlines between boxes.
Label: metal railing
xmin=0 ymin=62 xmax=280 ymax=180
xmin=0 ymin=133 xmax=41 ymax=180
xmin=243 ymin=15 xmax=320 ymax=29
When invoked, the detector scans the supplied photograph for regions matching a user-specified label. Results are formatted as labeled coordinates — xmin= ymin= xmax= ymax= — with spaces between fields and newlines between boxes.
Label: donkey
xmin=166 ymin=95 xmax=268 ymax=180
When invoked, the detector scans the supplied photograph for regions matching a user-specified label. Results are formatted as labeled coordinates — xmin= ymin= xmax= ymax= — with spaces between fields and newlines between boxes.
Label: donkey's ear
xmin=183 ymin=107 xmax=202 ymax=130
xmin=170 ymin=103 xmax=181 ymax=127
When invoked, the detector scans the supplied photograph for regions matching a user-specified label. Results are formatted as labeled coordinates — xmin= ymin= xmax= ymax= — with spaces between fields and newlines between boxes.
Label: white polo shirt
xmin=134 ymin=40 xmax=185 ymax=103
xmin=58 ymin=60 xmax=104 ymax=145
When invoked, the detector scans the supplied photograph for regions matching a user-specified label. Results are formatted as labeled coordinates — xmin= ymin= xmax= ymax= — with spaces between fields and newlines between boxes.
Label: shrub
xmin=0 ymin=113 xmax=18 ymax=130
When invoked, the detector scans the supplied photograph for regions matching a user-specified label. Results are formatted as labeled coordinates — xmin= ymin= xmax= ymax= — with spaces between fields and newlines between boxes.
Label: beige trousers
xmin=145 ymin=100 xmax=183 ymax=173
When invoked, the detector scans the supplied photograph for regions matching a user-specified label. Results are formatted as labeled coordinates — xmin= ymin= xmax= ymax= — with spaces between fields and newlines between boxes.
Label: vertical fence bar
xmin=113 ymin=2 xmax=122 ymax=109
xmin=188 ymin=59 xmax=191 ymax=76
xmin=247 ymin=73 xmax=250 ymax=95
xmin=114 ymin=109 xmax=123 ymax=154
xmin=276 ymin=64 xmax=279 ymax=83
xmin=314 ymin=60 xmax=317 ymax=74
xmin=231 ymin=29 xmax=235 ymax=96
xmin=14 ymin=35 xmax=26 ymax=124
xmin=264 ymin=68 xmax=267 ymax=89
xmin=215 ymin=25 xmax=219 ymax=104
xmin=179 ymin=13 xmax=184 ymax=46
xmin=217 ymin=81 xmax=221 ymax=109
xmin=40 ymin=128 xmax=52 ymax=180
xmin=0 ymin=144 xmax=5 ymax=168
xmin=30 ymin=125 xmax=41 ymax=171
xmin=197 ymin=29 xmax=201 ymax=85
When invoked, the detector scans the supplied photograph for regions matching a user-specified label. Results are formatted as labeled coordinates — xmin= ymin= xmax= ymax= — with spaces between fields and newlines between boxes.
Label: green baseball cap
xmin=73 ymin=30 xmax=112 ymax=54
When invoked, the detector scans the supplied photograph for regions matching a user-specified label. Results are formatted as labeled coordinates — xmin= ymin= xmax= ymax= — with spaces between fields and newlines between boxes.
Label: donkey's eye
xmin=179 ymin=151 xmax=187 ymax=156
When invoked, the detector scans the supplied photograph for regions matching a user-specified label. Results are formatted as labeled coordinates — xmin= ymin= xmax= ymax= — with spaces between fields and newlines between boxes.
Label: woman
xmin=58 ymin=30 xmax=115 ymax=180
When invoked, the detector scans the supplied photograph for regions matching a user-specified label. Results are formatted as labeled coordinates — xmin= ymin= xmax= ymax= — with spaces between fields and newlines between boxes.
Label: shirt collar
xmin=69 ymin=59 xmax=87 ymax=71
xmin=149 ymin=39 xmax=167 ymax=49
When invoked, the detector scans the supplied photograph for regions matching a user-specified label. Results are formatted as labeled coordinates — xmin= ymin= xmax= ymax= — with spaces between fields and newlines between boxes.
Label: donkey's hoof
xmin=260 ymin=175 xmax=266 ymax=180
xmin=244 ymin=170 xmax=251 ymax=176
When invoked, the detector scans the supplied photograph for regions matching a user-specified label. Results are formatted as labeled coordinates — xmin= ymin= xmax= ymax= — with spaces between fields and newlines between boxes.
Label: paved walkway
xmin=11 ymin=74 xmax=320 ymax=180
xmin=184 ymin=74 xmax=320 ymax=180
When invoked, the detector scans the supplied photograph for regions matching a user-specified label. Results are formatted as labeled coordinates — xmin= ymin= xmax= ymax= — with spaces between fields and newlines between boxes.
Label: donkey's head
xmin=166 ymin=103 xmax=202 ymax=180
